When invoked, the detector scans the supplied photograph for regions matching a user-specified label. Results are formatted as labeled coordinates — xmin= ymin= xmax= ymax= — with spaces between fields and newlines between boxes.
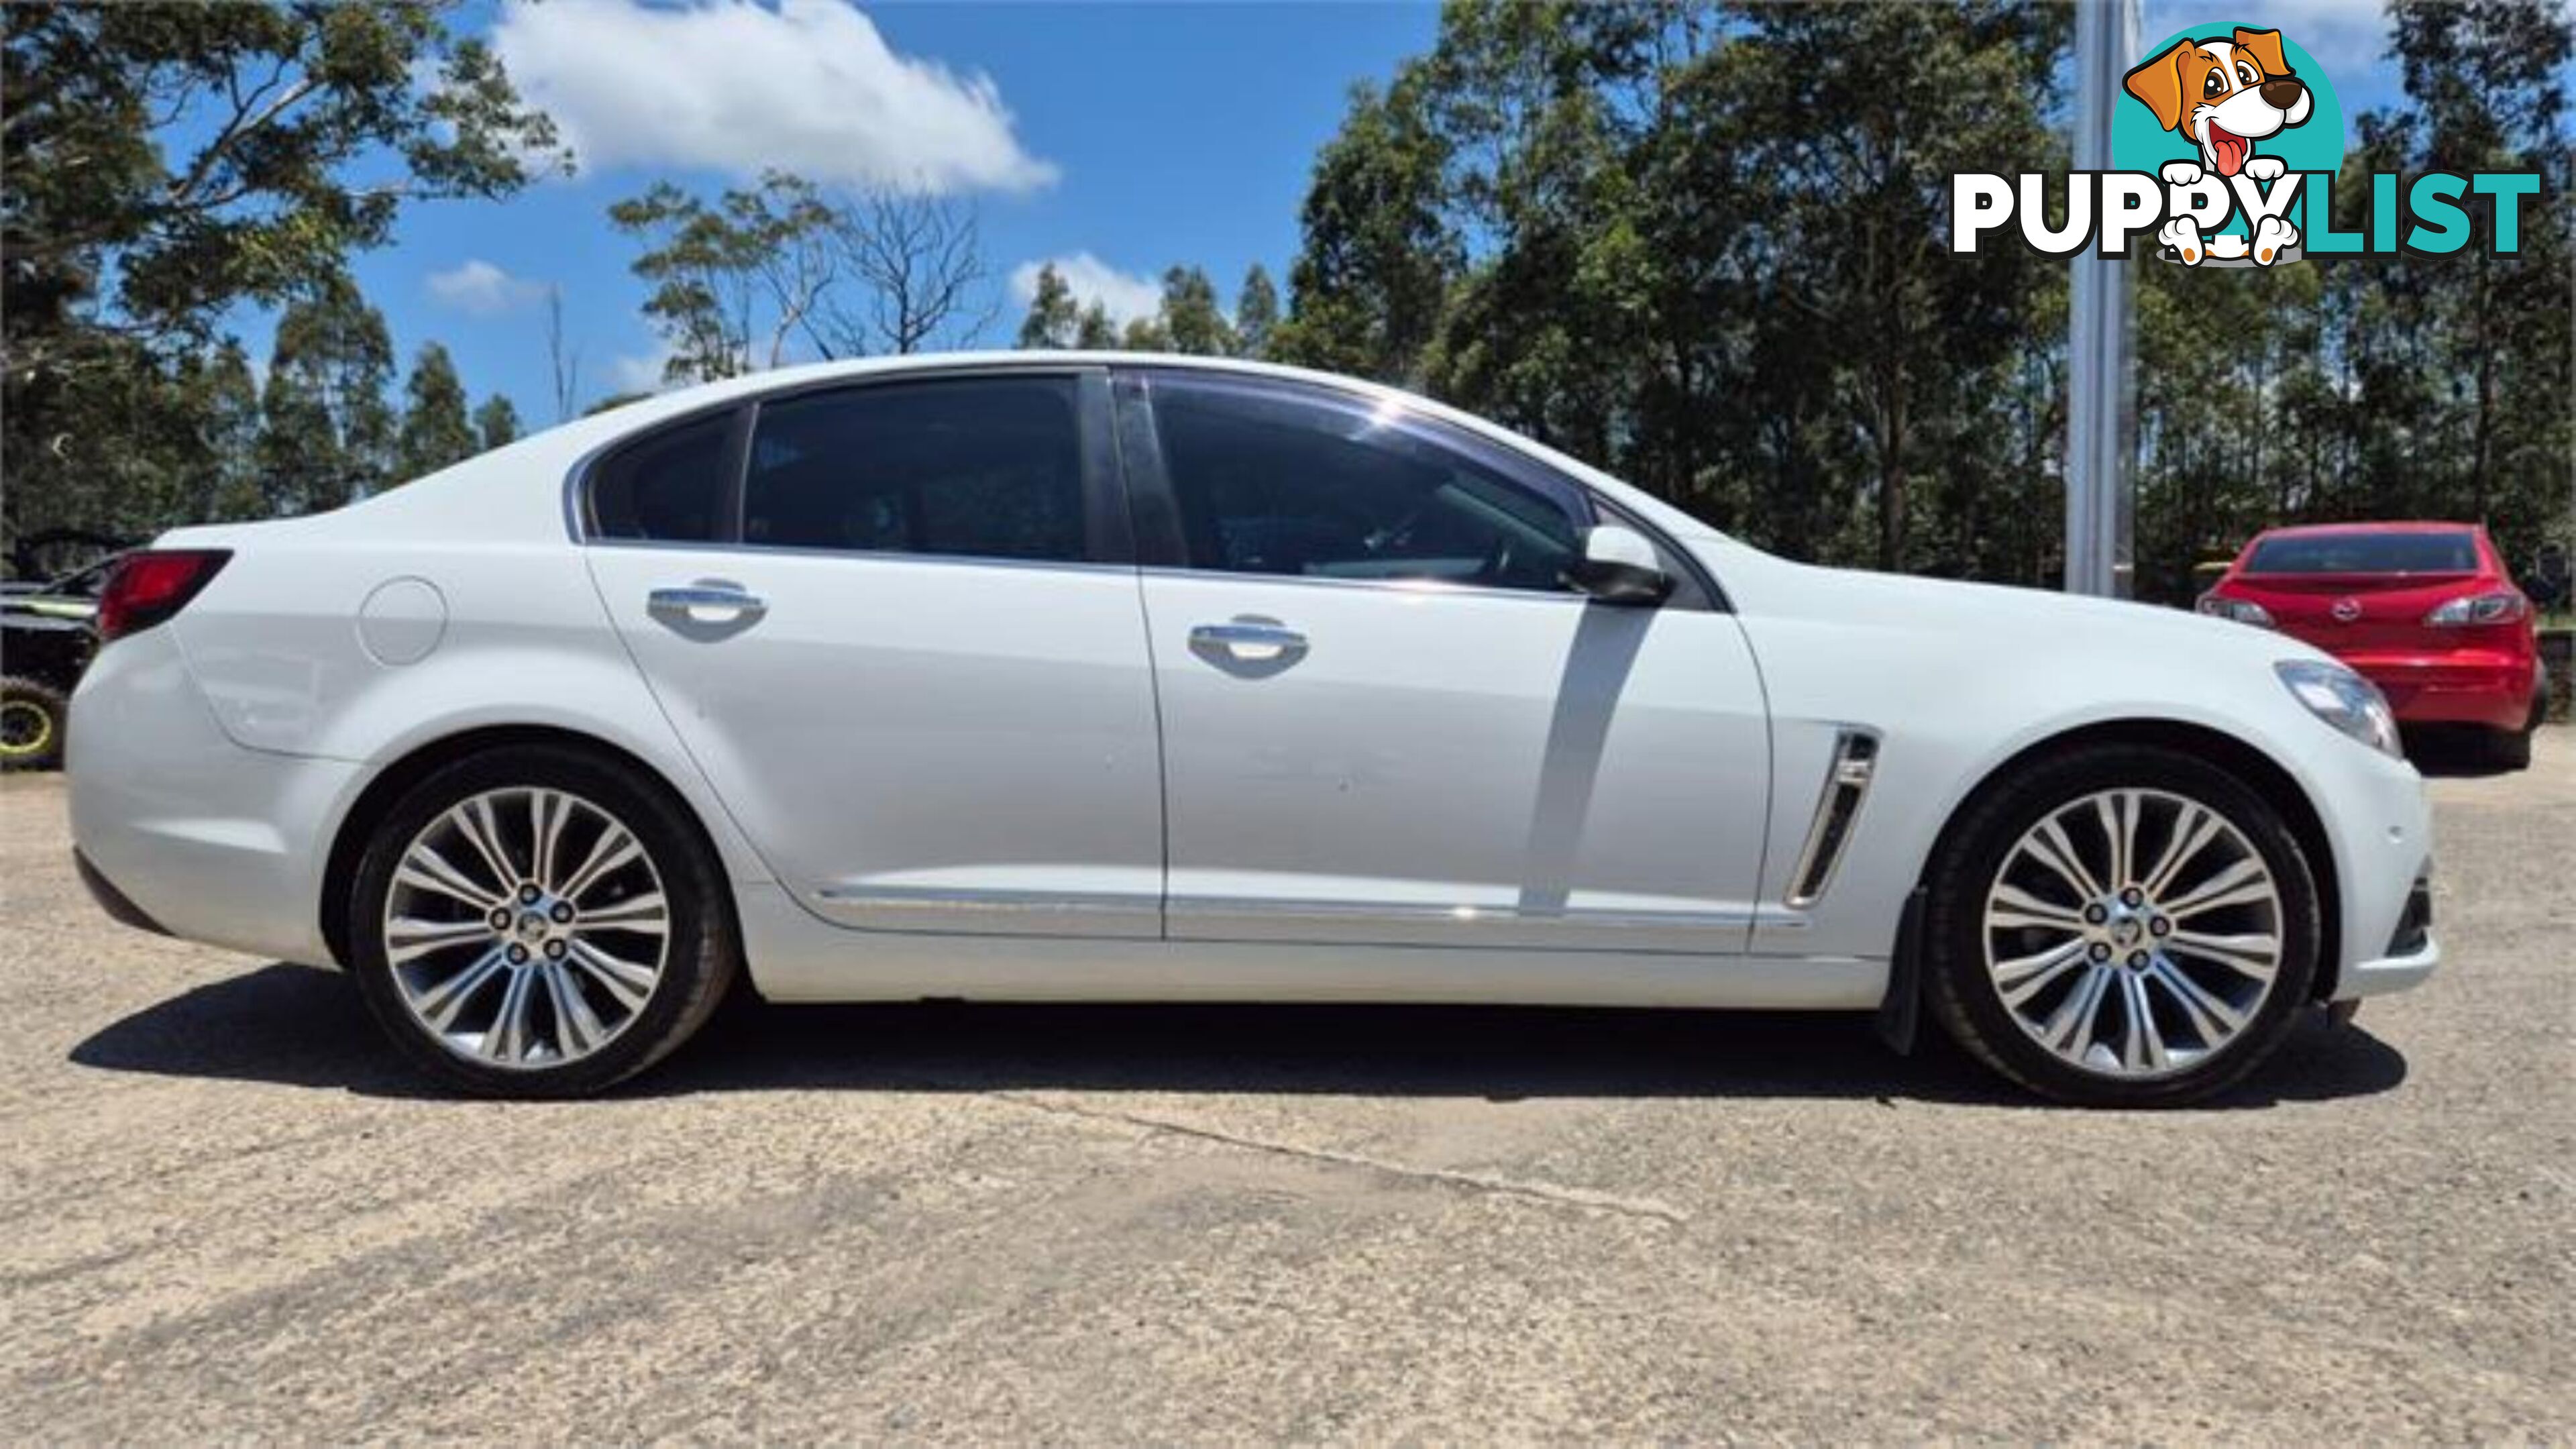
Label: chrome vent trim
xmin=1785 ymin=729 xmax=1880 ymax=908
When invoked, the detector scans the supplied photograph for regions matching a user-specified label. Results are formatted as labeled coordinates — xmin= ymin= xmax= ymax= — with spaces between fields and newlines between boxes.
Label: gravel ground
xmin=1 ymin=735 xmax=2568 ymax=1442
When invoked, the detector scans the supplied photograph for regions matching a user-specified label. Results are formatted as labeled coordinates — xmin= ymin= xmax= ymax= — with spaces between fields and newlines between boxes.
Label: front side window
xmin=1148 ymin=376 xmax=1585 ymax=592
xmin=588 ymin=412 xmax=732 ymax=542
xmin=743 ymin=376 xmax=1085 ymax=563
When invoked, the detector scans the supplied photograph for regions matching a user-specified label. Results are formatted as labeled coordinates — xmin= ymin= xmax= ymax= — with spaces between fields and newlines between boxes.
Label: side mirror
xmin=1566 ymin=524 xmax=1672 ymax=605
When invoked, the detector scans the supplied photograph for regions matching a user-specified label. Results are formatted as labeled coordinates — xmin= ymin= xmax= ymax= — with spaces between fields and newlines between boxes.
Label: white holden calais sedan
xmin=69 ymin=356 xmax=2437 ymax=1105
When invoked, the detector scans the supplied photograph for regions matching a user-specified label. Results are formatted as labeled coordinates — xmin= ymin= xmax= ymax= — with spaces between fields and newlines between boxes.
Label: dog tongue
xmin=2208 ymin=123 xmax=2247 ymax=177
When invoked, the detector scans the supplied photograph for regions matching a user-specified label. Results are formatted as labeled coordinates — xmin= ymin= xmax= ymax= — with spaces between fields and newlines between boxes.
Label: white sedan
xmin=68 ymin=355 xmax=2438 ymax=1104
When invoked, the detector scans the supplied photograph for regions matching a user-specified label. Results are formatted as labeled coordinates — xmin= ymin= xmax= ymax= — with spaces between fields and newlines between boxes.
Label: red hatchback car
xmin=2200 ymin=522 xmax=2545 ymax=767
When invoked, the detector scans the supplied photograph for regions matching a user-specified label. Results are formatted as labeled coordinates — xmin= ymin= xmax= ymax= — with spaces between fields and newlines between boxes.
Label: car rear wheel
xmin=1923 ymin=744 xmax=2320 ymax=1107
xmin=346 ymin=745 xmax=739 ymax=1097
xmin=0 ymin=676 xmax=67 ymax=771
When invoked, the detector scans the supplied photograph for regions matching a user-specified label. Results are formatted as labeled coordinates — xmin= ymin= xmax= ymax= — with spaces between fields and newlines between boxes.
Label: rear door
xmin=582 ymin=368 xmax=1166 ymax=938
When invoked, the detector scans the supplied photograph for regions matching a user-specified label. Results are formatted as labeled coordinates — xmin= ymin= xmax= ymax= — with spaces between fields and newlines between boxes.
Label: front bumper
xmin=2298 ymin=731 xmax=2440 ymax=1004
xmin=2337 ymin=869 xmax=2438 ymax=999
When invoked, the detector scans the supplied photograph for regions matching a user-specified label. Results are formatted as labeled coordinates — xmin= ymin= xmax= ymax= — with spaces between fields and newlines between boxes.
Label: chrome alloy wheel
xmin=382 ymin=787 xmax=670 ymax=1069
xmin=1983 ymin=788 xmax=2284 ymax=1080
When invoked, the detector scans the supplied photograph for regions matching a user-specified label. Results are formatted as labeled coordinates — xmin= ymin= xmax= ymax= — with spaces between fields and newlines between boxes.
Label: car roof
xmin=2247 ymin=521 xmax=2483 ymax=537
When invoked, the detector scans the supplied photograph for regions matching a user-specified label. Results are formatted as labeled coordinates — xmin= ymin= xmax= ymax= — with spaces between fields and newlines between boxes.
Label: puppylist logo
xmin=1952 ymin=22 xmax=2541 ymax=266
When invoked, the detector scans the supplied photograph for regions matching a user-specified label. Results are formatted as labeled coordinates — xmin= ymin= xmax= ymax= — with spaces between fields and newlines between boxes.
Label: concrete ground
xmin=2 ymin=736 xmax=2567 ymax=1442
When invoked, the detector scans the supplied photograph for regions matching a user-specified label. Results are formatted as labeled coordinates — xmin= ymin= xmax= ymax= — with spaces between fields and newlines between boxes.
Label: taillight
xmin=97 ymin=549 xmax=230 ymax=641
xmin=2422 ymin=590 xmax=2528 ymax=627
xmin=2197 ymin=593 xmax=2274 ymax=627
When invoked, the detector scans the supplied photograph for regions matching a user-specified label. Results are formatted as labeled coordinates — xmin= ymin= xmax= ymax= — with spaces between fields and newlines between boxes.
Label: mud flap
xmin=1874 ymin=885 xmax=1927 ymax=1054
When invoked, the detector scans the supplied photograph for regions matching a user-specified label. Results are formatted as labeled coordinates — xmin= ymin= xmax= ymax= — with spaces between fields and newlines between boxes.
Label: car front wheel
xmin=346 ymin=745 xmax=739 ymax=1097
xmin=1924 ymin=744 xmax=2322 ymax=1107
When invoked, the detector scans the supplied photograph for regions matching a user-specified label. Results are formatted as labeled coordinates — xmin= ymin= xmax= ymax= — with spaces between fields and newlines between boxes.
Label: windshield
xmin=2245 ymin=531 xmax=2477 ymax=575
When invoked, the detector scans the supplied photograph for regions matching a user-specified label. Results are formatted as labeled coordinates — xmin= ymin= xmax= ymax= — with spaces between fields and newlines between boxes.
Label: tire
xmin=0 ymin=676 xmax=68 ymax=771
xmin=1923 ymin=743 xmax=2321 ymax=1108
xmin=345 ymin=745 xmax=740 ymax=1097
xmin=2484 ymin=723 xmax=2534 ymax=771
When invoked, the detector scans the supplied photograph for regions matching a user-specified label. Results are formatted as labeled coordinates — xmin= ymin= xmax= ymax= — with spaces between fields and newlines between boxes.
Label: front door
xmin=584 ymin=370 xmax=1165 ymax=938
xmin=1122 ymin=370 xmax=1771 ymax=953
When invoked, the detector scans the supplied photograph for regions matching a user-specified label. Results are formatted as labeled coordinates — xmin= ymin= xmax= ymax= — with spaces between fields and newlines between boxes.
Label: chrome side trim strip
xmin=1166 ymin=896 xmax=1756 ymax=931
xmin=1785 ymin=729 xmax=1880 ymax=908
xmin=814 ymin=885 xmax=1161 ymax=914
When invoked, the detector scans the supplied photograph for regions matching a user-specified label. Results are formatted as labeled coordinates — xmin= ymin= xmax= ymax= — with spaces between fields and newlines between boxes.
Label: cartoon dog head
xmin=2123 ymin=28 xmax=2313 ymax=178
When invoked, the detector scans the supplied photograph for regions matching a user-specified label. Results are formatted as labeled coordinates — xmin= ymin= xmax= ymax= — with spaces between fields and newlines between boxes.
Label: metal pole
xmin=2067 ymin=0 xmax=2139 ymax=598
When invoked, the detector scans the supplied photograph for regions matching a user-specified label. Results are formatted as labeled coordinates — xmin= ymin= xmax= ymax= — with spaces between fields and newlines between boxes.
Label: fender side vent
xmin=1786 ymin=730 xmax=1879 ymax=908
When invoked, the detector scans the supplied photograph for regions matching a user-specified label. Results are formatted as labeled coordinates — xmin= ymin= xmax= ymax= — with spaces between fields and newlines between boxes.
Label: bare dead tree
xmin=731 ymin=173 xmax=837 ymax=369
xmin=811 ymin=191 xmax=995 ymax=357
xmin=545 ymin=286 xmax=581 ymax=421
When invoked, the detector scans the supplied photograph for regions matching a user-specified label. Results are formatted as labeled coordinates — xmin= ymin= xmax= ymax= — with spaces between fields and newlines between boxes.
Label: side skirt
xmin=734 ymin=881 xmax=1888 ymax=1010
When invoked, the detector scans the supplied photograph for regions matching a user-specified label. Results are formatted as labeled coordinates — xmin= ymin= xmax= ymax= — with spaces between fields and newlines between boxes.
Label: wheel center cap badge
xmin=516 ymin=912 xmax=551 ymax=942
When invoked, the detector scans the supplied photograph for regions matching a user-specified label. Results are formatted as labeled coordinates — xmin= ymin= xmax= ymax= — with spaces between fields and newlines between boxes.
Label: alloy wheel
xmin=382 ymin=787 xmax=670 ymax=1069
xmin=1983 ymin=788 xmax=2284 ymax=1080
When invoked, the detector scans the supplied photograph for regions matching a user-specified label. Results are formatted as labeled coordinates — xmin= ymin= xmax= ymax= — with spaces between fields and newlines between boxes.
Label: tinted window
xmin=745 ymin=378 xmax=1085 ymax=562
xmin=1151 ymin=378 xmax=1582 ymax=592
xmin=2246 ymin=531 xmax=2479 ymax=574
xmin=589 ymin=413 xmax=733 ymax=542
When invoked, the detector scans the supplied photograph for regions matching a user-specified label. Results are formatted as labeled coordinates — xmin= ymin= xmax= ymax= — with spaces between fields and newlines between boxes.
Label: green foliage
xmin=260 ymin=274 xmax=395 ymax=512
xmin=613 ymin=172 xmax=989 ymax=374
xmin=395 ymin=341 xmax=477 ymax=482
xmin=1075 ymin=302 xmax=1120 ymax=349
xmin=2129 ymin=0 xmax=2573 ymax=598
xmin=1158 ymin=266 xmax=1236 ymax=355
xmin=1 ymin=0 xmax=557 ymax=549
xmin=1017 ymin=262 xmax=1080 ymax=349
xmin=474 ymin=394 xmax=522 ymax=453
xmin=1271 ymin=70 xmax=1460 ymax=382
xmin=1121 ymin=315 xmax=1173 ymax=352
xmin=1272 ymin=0 xmax=2571 ymax=591
xmin=1234 ymin=264 xmax=1281 ymax=360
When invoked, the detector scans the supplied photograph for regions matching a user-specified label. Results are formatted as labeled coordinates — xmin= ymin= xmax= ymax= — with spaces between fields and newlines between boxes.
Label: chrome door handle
xmin=647 ymin=583 xmax=766 ymax=619
xmin=1189 ymin=618 xmax=1307 ymax=671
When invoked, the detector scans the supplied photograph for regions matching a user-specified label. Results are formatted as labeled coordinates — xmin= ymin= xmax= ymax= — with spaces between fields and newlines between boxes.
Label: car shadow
xmin=69 ymin=962 xmax=2410 ymax=1110
xmin=2403 ymin=724 xmax=2528 ymax=778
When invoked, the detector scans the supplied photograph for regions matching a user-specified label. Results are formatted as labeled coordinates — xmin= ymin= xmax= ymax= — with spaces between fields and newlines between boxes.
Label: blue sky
xmin=215 ymin=1 xmax=2417 ymax=429
xmin=313 ymin=1 xmax=1438 ymax=426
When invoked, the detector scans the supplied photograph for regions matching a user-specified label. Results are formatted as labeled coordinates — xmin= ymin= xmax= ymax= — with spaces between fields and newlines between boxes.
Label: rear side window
xmin=588 ymin=413 xmax=732 ymax=542
xmin=2246 ymin=531 xmax=2479 ymax=574
xmin=1148 ymin=376 xmax=1584 ymax=592
xmin=744 ymin=377 xmax=1085 ymax=562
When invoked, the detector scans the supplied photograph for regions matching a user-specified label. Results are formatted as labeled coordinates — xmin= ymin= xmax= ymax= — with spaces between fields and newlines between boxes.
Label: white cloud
xmin=490 ymin=0 xmax=1057 ymax=194
xmin=426 ymin=259 xmax=547 ymax=315
xmin=606 ymin=338 xmax=680 ymax=396
xmin=1010 ymin=253 xmax=1163 ymax=327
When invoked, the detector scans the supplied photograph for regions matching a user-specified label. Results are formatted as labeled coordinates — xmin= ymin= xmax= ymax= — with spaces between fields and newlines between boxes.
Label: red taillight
xmin=97 ymin=549 xmax=230 ymax=642
xmin=2422 ymin=590 xmax=2530 ymax=627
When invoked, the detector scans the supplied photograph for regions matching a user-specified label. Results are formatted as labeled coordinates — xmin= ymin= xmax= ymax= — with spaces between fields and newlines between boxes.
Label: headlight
xmin=2198 ymin=594 xmax=2274 ymax=627
xmin=2276 ymin=659 xmax=2403 ymax=758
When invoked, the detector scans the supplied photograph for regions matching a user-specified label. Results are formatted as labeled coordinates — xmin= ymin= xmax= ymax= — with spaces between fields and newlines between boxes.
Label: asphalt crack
xmin=988 ymin=1089 xmax=1692 ymax=1227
